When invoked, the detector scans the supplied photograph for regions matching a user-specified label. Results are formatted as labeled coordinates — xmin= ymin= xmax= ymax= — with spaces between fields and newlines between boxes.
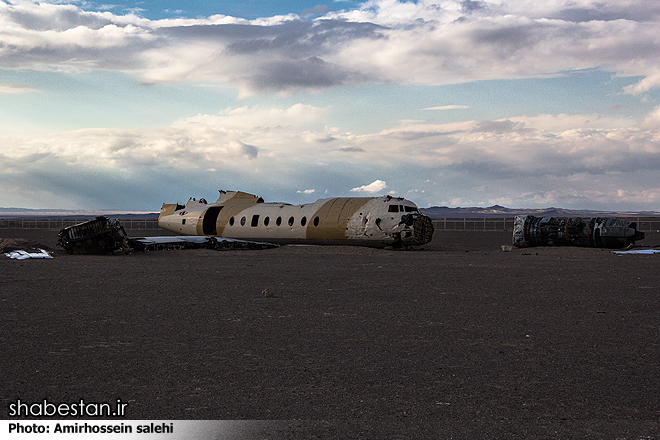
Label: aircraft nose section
xmin=412 ymin=214 xmax=434 ymax=245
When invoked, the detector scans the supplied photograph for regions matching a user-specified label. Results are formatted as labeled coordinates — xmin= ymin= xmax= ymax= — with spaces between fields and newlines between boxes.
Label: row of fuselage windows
xmin=229 ymin=214 xmax=321 ymax=228
xmin=388 ymin=204 xmax=418 ymax=213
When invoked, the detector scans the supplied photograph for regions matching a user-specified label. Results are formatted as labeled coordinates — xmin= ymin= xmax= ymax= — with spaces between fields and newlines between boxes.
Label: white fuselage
xmin=158 ymin=190 xmax=434 ymax=248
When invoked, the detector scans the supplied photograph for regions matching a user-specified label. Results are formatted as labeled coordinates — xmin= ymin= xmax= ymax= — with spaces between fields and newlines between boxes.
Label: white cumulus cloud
xmin=351 ymin=180 xmax=387 ymax=193
xmin=423 ymin=105 xmax=471 ymax=111
xmin=0 ymin=83 xmax=36 ymax=93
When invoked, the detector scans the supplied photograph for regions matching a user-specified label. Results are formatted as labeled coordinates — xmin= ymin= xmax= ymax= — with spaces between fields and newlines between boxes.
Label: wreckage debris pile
xmin=57 ymin=216 xmax=130 ymax=254
xmin=513 ymin=215 xmax=645 ymax=249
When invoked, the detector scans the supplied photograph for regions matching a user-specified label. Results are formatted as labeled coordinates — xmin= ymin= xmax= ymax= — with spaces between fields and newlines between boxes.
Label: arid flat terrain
xmin=1 ymin=228 xmax=659 ymax=438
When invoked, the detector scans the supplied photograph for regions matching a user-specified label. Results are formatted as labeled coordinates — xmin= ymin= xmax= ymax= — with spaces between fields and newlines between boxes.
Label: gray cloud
xmin=471 ymin=120 xmax=532 ymax=134
xmin=471 ymin=23 xmax=541 ymax=54
xmin=460 ymin=0 xmax=487 ymax=14
xmin=6 ymin=4 xmax=114 ymax=31
xmin=233 ymin=140 xmax=259 ymax=159
xmin=222 ymin=19 xmax=384 ymax=54
xmin=550 ymin=2 xmax=660 ymax=23
xmin=3 ymin=1 xmax=660 ymax=94
xmin=302 ymin=5 xmax=330 ymax=17
xmin=247 ymin=57 xmax=368 ymax=92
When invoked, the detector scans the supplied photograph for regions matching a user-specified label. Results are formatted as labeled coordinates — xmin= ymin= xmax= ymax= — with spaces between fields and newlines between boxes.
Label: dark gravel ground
xmin=1 ymin=228 xmax=659 ymax=439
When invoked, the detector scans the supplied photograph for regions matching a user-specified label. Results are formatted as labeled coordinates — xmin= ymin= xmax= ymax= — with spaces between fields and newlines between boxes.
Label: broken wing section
xmin=128 ymin=236 xmax=279 ymax=251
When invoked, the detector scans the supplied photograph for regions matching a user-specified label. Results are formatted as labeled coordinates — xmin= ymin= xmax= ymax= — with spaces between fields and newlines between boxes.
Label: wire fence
xmin=0 ymin=219 xmax=160 ymax=230
xmin=1 ymin=217 xmax=659 ymax=232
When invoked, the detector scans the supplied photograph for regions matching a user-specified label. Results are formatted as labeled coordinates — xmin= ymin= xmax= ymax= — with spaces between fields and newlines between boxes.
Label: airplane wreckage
xmin=513 ymin=215 xmax=645 ymax=249
xmin=158 ymin=190 xmax=435 ymax=248
xmin=57 ymin=215 xmax=279 ymax=254
xmin=52 ymin=191 xmax=649 ymax=255
xmin=56 ymin=190 xmax=435 ymax=254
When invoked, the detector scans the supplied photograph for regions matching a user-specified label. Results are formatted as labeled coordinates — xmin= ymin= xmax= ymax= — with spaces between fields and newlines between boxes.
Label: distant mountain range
xmin=2 ymin=205 xmax=659 ymax=219
xmin=0 ymin=207 xmax=159 ymax=219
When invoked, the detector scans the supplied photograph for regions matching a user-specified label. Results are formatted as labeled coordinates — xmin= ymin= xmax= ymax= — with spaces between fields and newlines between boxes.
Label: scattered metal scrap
xmin=513 ymin=215 xmax=645 ymax=249
xmin=4 ymin=248 xmax=53 ymax=259
xmin=612 ymin=248 xmax=660 ymax=255
xmin=57 ymin=216 xmax=279 ymax=254
xmin=128 ymin=236 xmax=279 ymax=251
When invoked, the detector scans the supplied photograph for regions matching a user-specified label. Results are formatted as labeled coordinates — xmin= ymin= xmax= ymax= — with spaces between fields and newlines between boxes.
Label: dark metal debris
xmin=513 ymin=215 xmax=645 ymax=249
xmin=57 ymin=217 xmax=279 ymax=255
xmin=57 ymin=216 xmax=130 ymax=254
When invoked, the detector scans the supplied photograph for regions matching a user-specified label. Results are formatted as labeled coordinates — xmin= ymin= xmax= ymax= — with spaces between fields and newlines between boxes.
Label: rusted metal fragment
xmin=513 ymin=215 xmax=645 ymax=249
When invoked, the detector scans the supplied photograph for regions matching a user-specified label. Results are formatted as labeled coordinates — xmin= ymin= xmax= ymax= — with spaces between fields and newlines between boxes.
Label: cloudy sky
xmin=1 ymin=0 xmax=660 ymax=211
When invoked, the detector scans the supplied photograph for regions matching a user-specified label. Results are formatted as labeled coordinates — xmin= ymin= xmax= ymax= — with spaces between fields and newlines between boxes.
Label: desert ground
xmin=1 ymin=227 xmax=659 ymax=439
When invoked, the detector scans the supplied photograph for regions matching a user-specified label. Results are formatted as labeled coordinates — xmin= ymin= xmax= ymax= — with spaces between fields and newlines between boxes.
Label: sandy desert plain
xmin=1 ymin=227 xmax=659 ymax=439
